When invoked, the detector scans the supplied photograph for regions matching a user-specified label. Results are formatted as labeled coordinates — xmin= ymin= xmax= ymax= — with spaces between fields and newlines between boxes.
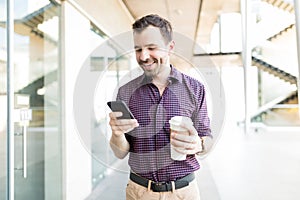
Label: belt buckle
xmin=154 ymin=181 xmax=166 ymax=186
xmin=152 ymin=181 xmax=167 ymax=192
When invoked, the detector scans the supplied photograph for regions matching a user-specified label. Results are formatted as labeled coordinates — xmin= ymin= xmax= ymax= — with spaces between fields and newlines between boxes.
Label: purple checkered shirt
xmin=116 ymin=65 xmax=211 ymax=182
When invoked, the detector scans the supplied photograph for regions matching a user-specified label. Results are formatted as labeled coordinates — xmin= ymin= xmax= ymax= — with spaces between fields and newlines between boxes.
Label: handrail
xmin=252 ymin=56 xmax=297 ymax=84
xmin=251 ymin=90 xmax=298 ymax=120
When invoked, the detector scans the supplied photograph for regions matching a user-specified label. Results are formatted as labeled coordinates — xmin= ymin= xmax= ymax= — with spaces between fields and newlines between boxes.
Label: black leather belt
xmin=129 ymin=172 xmax=195 ymax=192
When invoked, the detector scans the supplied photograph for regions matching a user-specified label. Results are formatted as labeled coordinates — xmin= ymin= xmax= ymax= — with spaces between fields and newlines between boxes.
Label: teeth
xmin=143 ymin=62 xmax=154 ymax=67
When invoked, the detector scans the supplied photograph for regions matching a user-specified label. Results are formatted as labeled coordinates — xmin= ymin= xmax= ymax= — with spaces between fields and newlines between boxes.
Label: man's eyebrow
xmin=145 ymin=44 xmax=157 ymax=47
xmin=134 ymin=44 xmax=158 ymax=49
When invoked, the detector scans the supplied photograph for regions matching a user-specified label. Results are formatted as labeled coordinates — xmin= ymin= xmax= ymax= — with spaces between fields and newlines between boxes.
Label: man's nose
xmin=139 ymin=49 xmax=150 ymax=61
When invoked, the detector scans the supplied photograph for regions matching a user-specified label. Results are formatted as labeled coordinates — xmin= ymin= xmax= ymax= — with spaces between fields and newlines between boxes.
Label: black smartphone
xmin=107 ymin=100 xmax=135 ymax=119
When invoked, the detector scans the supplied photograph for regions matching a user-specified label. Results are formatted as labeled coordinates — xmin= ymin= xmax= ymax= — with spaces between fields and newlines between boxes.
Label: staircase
xmin=263 ymin=0 xmax=294 ymax=13
xmin=251 ymin=0 xmax=299 ymax=126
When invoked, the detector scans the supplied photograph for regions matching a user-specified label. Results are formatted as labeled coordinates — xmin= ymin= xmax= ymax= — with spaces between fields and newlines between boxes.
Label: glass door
xmin=0 ymin=0 xmax=7 ymax=199
xmin=1 ymin=0 xmax=62 ymax=199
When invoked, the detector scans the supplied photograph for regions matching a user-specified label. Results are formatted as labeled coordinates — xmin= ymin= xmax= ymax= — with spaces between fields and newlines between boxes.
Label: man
xmin=109 ymin=14 xmax=212 ymax=200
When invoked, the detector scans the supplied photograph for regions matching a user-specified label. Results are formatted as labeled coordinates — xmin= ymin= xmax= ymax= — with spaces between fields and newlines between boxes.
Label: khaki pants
xmin=126 ymin=179 xmax=201 ymax=200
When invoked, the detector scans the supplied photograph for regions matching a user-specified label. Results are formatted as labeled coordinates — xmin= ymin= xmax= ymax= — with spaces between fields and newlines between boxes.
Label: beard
xmin=139 ymin=59 xmax=162 ymax=78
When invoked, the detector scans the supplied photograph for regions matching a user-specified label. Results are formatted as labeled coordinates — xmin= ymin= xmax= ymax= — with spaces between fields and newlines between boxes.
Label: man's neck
xmin=152 ymin=63 xmax=171 ymax=85
xmin=152 ymin=64 xmax=171 ymax=96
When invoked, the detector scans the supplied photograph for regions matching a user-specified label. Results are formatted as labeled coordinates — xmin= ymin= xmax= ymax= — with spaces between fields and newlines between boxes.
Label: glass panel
xmin=91 ymin=37 xmax=135 ymax=187
xmin=89 ymin=25 xmax=117 ymax=187
xmin=88 ymin=22 xmax=134 ymax=188
xmin=12 ymin=1 xmax=62 ymax=199
xmin=14 ymin=0 xmax=49 ymax=19
xmin=0 ymin=0 xmax=7 ymax=199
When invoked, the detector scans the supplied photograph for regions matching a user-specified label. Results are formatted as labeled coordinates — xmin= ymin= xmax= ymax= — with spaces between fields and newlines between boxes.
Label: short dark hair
xmin=132 ymin=14 xmax=173 ymax=44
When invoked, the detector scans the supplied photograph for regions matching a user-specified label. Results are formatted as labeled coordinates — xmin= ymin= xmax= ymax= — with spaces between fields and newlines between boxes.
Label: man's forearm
xmin=110 ymin=134 xmax=130 ymax=159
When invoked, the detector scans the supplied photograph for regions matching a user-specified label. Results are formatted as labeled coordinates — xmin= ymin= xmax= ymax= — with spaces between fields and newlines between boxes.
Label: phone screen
xmin=107 ymin=101 xmax=135 ymax=119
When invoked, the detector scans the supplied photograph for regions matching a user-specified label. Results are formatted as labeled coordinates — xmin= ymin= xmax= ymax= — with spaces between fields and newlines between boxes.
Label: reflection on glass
xmin=0 ymin=1 xmax=62 ymax=199
xmin=88 ymin=26 xmax=136 ymax=187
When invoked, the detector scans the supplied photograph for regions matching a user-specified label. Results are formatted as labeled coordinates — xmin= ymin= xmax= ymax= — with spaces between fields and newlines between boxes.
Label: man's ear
xmin=168 ymin=40 xmax=175 ymax=53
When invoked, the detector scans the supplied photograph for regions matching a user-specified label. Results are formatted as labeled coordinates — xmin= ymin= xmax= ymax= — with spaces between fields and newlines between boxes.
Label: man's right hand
xmin=109 ymin=111 xmax=139 ymax=159
xmin=109 ymin=112 xmax=139 ymax=137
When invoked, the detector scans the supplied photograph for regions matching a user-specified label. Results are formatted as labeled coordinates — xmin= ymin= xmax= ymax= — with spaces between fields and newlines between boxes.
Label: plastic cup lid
xmin=169 ymin=116 xmax=193 ymax=128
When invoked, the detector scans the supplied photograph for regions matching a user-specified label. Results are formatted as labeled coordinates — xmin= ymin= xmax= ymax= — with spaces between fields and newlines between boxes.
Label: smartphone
xmin=107 ymin=100 xmax=135 ymax=119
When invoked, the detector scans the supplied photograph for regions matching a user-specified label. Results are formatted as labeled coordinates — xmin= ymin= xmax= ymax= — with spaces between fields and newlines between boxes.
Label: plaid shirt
xmin=117 ymin=66 xmax=211 ymax=182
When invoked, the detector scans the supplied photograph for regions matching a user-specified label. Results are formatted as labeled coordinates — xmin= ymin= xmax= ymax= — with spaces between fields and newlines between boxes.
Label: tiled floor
xmin=86 ymin=67 xmax=300 ymax=200
xmin=86 ymin=125 xmax=300 ymax=200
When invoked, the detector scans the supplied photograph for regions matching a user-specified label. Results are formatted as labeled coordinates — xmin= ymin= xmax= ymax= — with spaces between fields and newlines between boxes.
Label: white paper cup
xmin=169 ymin=116 xmax=193 ymax=160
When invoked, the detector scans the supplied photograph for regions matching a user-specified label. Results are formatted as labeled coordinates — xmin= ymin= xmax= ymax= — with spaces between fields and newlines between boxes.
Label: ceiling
xmin=122 ymin=0 xmax=240 ymax=51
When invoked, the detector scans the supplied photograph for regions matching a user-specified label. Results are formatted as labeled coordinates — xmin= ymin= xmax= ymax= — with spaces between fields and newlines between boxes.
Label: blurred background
xmin=0 ymin=0 xmax=299 ymax=199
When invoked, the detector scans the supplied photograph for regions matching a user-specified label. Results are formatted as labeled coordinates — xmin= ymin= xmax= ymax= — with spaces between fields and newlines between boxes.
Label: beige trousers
xmin=126 ymin=179 xmax=201 ymax=200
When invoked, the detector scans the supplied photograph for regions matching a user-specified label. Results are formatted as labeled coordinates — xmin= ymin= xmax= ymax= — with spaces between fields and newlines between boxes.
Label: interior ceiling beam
xmin=120 ymin=0 xmax=241 ymax=52
xmin=121 ymin=0 xmax=136 ymax=19
xmin=193 ymin=0 xmax=203 ymax=50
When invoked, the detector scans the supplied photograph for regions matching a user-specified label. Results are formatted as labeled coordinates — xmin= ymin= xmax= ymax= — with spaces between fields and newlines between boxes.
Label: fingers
xmin=173 ymin=147 xmax=196 ymax=155
xmin=171 ymin=133 xmax=200 ymax=155
xmin=109 ymin=112 xmax=139 ymax=136
xmin=180 ymin=122 xmax=198 ymax=136
xmin=171 ymin=132 xmax=197 ymax=144
xmin=109 ymin=111 xmax=123 ymax=119
xmin=171 ymin=134 xmax=198 ymax=148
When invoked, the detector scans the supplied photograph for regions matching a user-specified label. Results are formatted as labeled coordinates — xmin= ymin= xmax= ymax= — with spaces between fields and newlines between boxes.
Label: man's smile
xmin=140 ymin=61 xmax=156 ymax=70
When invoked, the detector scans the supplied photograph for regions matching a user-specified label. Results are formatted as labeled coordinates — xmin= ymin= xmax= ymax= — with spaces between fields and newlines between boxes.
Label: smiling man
xmin=108 ymin=14 xmax=212 ymax=200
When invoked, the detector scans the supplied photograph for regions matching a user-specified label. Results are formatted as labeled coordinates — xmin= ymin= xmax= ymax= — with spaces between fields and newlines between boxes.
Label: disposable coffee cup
xmin=169 ymin=116 xmax=193 ymax=160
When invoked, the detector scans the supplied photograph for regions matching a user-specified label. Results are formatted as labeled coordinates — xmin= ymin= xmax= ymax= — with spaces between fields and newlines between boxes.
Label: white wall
xmin=61 ymin=2 xmax=92 ymax=200
xmin=73 ymin=0 xmax=133 ymax=36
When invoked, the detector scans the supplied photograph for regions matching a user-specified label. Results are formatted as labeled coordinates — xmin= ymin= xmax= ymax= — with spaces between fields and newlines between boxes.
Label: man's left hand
xmin=170 ymin=123 xmax=202 ymax=155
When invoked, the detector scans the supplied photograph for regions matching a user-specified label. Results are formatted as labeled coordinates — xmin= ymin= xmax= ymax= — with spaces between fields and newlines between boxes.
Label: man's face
xmin=133 ymin=26 xmax=174 ymax=77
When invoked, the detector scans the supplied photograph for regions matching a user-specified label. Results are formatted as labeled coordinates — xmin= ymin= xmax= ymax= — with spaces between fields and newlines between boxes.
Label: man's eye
xmin=135 ymin=49 xmax=142 ymax=52
xmin=148 ymin=47 xmax=156 ymax=51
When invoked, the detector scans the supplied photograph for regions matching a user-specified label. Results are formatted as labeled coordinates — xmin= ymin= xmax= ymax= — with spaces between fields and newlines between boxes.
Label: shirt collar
xmin=138 ymin=65 xmax=182 ymax=86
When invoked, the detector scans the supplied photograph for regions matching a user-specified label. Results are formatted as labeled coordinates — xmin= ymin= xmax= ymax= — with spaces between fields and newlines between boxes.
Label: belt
xmin=129 ymin=172 xmax=195 ymax=192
